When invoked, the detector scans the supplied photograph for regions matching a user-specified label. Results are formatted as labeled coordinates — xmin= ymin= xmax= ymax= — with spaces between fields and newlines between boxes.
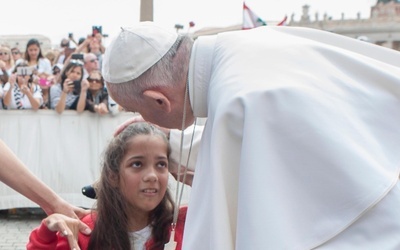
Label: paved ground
xmin=0 ymin=209 xmax=45 ymax=250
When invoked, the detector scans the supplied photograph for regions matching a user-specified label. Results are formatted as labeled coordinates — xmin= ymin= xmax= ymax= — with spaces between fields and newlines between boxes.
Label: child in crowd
xmin=27 ymin=122 xmax=187 ymax=250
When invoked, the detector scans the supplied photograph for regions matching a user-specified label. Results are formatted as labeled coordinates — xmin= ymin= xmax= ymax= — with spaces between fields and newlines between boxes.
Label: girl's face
xmin=15 ymin=66 xmax=32 ymax=84
xmin=16 ymin=74 xmax=30 ymax=84
xmin=119 ymin=134 xmax=169 ymax=218
xmin=27 ymin=44 xmax=40 ymax=60
xmin=66 ymin=66 xmax=82 ymax=81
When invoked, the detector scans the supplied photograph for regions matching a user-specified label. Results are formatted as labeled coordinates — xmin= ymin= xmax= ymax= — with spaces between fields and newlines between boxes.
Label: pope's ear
xmin=142 ymin=90 xmax=171 ymax=113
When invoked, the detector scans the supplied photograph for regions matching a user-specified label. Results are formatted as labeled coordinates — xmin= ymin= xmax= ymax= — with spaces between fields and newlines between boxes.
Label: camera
xmin=69 ymin=80 xmax=81 ymax=95
xmin=39 ymin=78 xmax=51 ymax=87
xmin=71 ymin=53 xmax=84 ymax=60
xmin=17 ymin=67 xmax=33 ymax=76
xmin=92 ymin=26 xmax=102 ymax=37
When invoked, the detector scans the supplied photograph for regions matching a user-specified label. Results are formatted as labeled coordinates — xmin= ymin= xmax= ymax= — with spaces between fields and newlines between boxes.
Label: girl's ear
xmin=108 ymin=173 xmax=119 ymax=188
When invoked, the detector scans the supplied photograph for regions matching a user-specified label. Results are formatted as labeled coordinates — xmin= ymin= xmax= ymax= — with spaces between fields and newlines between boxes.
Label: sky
xmin=1 ymin=0 xmax=378 ymax=48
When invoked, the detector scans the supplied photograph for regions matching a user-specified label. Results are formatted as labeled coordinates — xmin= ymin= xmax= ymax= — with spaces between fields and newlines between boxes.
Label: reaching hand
xmin=113 ymin=115 xmax=171 ymax=137
xmin=113 ymin=115 xmax=146 ymax=136
xmin=43 ymin=213 xmax=88 ymax=250
xmin=48 ymin=199 xmax=91 ymax=236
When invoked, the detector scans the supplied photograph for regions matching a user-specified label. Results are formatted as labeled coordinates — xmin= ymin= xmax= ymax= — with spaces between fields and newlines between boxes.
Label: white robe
xmin=183 ymin=26 xmax=400 ymax=249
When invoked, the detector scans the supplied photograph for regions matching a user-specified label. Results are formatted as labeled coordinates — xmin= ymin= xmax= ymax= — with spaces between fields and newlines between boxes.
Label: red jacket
xmin=27 ymin=206 xmax=187 ymax=250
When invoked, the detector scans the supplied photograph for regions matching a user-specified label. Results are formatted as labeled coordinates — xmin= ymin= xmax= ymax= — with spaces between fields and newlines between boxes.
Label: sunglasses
xmin=0 ymin=52 xmax=8 ymax=56
xmin=87 ymin=78 xmax=102 ymax=83
xmin=12 ymin=51 xmax=20 ymax=55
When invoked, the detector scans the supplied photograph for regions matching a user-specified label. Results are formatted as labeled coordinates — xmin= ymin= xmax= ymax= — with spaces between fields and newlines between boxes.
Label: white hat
xmin=102 ymin=22 xmax=178 ymax=84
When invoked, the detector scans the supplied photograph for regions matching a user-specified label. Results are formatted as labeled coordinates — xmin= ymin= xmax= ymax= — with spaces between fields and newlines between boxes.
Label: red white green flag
xmin=277 ymin=15 xmax=288 ymax=26
xmin=243 ymin=2 xmax=266 ymax=30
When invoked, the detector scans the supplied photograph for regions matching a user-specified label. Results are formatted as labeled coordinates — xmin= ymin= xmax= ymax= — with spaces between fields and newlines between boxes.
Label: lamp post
xmin=140 ymin=0 xmax=153 ymax=21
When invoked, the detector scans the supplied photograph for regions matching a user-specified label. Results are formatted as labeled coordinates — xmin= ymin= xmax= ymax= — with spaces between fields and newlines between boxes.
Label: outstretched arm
xmin=27 ymin=213 xmax=87 ymax=250
xmin=0 ymin=139 xmax=91 ymax=234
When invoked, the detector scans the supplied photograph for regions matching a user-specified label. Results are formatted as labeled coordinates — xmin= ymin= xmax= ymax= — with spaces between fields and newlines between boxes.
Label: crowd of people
xmin=0 ymin=33 xmax=120 ymax=115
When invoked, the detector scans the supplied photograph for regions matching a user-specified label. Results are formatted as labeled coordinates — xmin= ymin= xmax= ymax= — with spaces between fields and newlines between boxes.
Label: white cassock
xmin=182 ymin=26 xmax=400 ymax=249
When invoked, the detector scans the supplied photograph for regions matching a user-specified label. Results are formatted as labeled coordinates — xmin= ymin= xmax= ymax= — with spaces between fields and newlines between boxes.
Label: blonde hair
xmin=0 ymin=46 xmax=15 ymax=68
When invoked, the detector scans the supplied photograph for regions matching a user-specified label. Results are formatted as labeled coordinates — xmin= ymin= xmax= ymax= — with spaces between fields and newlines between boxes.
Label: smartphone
xmin=71 ymin=53 xmax=84 ymax=60
xmin=17 ymin=67 xmax=33 ymax=76
xmin=68 ymin=33 xmax=73 ymax=39
xmin=92 ymin=26 xmax=102 ymax=37
xmin=72 ymin=80 xmax=81 ymax=95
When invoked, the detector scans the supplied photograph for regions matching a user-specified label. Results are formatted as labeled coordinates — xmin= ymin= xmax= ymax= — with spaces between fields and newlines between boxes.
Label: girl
xmin=49 ymin=60 xmax=89 ymax=114
xmin=2 ymin=62 xmax=43 ymax=110
xmin=27 ymin=122 xmax=187 ymax=250
xmin=24 ymin=38 xmax=52 ymax=75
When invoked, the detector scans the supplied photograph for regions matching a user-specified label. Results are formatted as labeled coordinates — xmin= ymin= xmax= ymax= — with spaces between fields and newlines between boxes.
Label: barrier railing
xmin=0 ymin=110 xmax=135 ymax=209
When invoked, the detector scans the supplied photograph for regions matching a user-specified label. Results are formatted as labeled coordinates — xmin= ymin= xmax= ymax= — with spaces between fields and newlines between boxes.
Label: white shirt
xmin=3 ymin=82 xmax=43 ymax=109
xmin=128 ymin=225 xmax=152 ymax=250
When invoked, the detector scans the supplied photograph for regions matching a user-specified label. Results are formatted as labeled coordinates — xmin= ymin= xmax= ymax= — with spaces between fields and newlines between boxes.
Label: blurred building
xmin=193 ymin=0 xmax=400 ymax=51
xmin=290 ymin=0 xmax=400 ymax=50
xmin=0 ymin=34 xmax=52 ymax=53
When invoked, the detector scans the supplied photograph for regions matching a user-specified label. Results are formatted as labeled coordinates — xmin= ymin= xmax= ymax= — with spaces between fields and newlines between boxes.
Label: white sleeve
xmin=3 ymin=82 xmax=10 ymax=92
xmin=38 ymin=58 xmax=52 ymax=75
xmin=169 ymin=124 xmax=204 ymax=171
xmin=50 ymin=84 xmax=62 ymax=109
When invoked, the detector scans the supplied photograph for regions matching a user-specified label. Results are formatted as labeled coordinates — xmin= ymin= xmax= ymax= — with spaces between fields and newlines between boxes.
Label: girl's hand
xmin=19 ymin=79 xmax=30 ymax=95
xmin=63 ymin=79 xmax=74 ymax=94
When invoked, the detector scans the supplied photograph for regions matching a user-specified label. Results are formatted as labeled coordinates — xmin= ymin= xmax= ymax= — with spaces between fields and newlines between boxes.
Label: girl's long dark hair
xmin=59 ymin=62 xmax=84 ymax=91
xmin=88 ymin=122 xmax=174 ymax=250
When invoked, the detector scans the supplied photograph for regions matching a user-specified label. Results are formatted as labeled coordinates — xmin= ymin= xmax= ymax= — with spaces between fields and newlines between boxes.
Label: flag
xmin=243 ymin=2 xmax=266 ymax=30
xmin=277 ymin=15 xmax=288 ymax=26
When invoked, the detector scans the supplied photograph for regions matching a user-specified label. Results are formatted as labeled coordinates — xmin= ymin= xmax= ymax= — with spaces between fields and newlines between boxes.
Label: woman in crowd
xmin=85 ymin=70 xmax=109 ymax=114
xmin=0 ymin=46 xmax=15 ymax=75
xmin=11 ymin=47 xmax=23 ymax=65
xmin=2 ymin=62 xmax=43 ymax=110
xmin=49 ymin=60 xmax=89 ymax=114
xmin=24 ymin=38 xmax=52 ymax=75
xmin=27 ymin=122 xmax=187 ymax=250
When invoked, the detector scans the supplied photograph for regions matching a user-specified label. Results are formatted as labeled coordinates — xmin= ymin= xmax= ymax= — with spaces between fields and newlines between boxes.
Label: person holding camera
xmin=50 ymin=60 xmax=89 ymax=114
xmin=2 ymin=62 xmax=43 ymax=110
